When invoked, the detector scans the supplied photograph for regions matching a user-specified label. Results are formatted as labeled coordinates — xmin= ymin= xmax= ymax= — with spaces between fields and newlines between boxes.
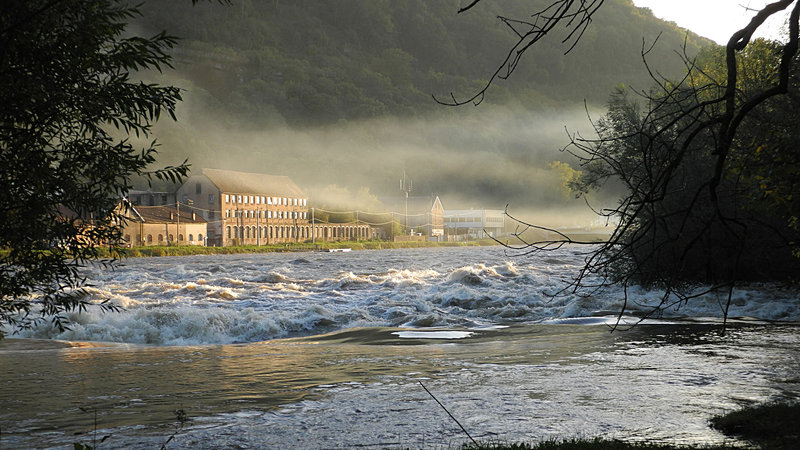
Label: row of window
xmin=125 ymin=233 xmax=204 ymax=243
xmin=226 ymin=225 xmax=368 ymax=240
xmin=224 ymin=210 xmax=308 ymax=220
xmin=224 ymin=194 xmax=307 ymax=207
xmin=228 ymin=225 xmax=308 ymax=240
xmin=444 ymin=216 xmax=504 ymax=223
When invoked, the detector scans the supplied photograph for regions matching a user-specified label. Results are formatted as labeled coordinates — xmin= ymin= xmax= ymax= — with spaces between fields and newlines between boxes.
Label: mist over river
xmin=2 ymin=246 xmax=799 ymax=448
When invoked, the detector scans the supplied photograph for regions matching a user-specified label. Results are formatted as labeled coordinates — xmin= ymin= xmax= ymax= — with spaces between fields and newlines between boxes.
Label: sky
xmin=632 ymin=0 xmax=789 ymax=44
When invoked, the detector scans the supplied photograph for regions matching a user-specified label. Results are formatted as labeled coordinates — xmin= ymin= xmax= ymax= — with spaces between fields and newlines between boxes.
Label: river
xmin=1 ymin=246 xmax=799 ymax=448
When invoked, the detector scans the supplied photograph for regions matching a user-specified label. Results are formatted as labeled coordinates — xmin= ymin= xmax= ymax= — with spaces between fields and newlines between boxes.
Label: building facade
xmin=444 ymin=209 xmax=506 ymax=240
xmin=119 ymin=203 xmax=207 ymax=247
xmin=126 ymin=189 xmax=176 ymax=207
xmin=176 ymin=168 xmax=313 ymax=246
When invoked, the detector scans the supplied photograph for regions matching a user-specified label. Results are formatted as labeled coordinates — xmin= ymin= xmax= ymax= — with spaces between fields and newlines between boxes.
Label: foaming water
xmin=2 ymin=247 xmax=800 ymax=448
xmin=6 ymin=246 xmax=798 ymax=345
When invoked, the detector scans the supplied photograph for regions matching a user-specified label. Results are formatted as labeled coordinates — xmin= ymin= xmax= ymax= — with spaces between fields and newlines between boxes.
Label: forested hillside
xmin=134 ymin=0 xmax=713 ymax=221
xmin=139 ymin=0 xmax=710 ymax=127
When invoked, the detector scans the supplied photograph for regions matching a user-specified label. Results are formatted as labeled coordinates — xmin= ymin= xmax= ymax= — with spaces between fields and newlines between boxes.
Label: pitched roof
xmin=129 ymin=205 xmax=206 ymax=224
xmin=200 ymin=168 xmax=305 ymax=197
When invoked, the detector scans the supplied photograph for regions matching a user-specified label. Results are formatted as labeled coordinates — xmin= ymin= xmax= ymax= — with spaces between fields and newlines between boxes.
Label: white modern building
xmin=444 ymin=209 xmax=506 ymax=239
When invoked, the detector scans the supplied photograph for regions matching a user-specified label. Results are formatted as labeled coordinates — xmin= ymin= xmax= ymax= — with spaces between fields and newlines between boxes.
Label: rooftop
xmin=200 ymin=168 xmax=305 ymax=198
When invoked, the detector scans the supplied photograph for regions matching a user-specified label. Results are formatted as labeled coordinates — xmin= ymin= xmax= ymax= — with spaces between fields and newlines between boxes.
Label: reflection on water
xmin=2 ymin=323 xmax=799 ymax=448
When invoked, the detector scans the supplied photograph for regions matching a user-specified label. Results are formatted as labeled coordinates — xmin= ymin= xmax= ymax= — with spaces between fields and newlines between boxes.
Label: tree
xmin=451 ymin=1 xmax=800 ymax=327
xmin=0 ymin=0 xmax=207 ymax=333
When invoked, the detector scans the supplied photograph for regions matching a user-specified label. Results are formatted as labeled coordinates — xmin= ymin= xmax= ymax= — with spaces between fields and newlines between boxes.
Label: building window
xmin=147 ymin=234 xmax=153 ymax=243
xmin=196 ymin=183 xmax=202 ymax=194
xmin=261 ymin=196 xmax=266 ymax=204
xmin=243 ymin=195 xmax=248 ymax=204
xmin=209 ymin=211 xmax=215 ymax=220
xmin=225 ymin=194 xmax=230 ymax=203
xmin=178 ymin=234 xmax=184 ymax=242
xmin=208 ymin=194 xmax=214 ymax=204
xmin=198 ymin=233 xmax=204 ymax=242
xmin=227 ymin=227 xmax=231 ymax=239
xmin=189 ymin=234 xmax=194 ymax=241
xmin=158 ymin=234 xmax=163 ymax=243
xmin=225 ymin=209 xmax=230 ymax=218
xmin=256 ymin=196 xmax=260 ymax=205
xmin=237 ymin=195 xmax=242 ymax=203
xmin=250 ymin=195 xmax=254 ymax=203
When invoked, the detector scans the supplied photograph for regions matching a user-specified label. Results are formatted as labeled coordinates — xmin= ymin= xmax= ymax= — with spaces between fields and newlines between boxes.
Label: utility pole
xmin=311 ymin=207 xmax=315 ymax=244
xmin=176 ymin=200 xmax=182 ymax=246
xmin=401 ymin=171 xmax=412 ymax=235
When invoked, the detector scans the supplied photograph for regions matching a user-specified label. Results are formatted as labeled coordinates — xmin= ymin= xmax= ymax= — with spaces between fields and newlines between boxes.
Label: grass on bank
xmin=101 ymin=239 xmax=500 ymax=258
xmin=452 ymin=401 xmax=800 ymax=450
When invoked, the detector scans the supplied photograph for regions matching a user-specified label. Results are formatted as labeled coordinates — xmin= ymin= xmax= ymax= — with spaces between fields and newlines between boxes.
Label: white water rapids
xmin=1 ymin=246 xmax=799 ymax=448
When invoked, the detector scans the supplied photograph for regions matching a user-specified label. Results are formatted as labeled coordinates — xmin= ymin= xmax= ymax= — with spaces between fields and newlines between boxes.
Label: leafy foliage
xmin=498 ymin=1 xmax=800 ymax=327
xmin=135 ymin=0 xmax=711 ymax=127
xmin=0 ymin=0 xmax=189 ymax=332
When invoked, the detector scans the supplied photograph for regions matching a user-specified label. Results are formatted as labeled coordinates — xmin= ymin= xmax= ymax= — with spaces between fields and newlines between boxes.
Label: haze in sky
xmin=632 ymin=0 xmax=789 ymax=44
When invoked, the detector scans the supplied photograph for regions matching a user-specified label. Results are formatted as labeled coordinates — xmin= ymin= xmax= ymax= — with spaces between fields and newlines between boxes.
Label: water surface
xmin=1 ymin=246 xmax=798 ymax=448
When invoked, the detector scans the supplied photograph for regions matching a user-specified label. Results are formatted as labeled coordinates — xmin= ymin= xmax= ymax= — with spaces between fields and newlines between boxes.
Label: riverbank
xmin=111 ymin=238 xmax=500 ymax=258
xmin=466 ymin=401 xmax=800 ymax=449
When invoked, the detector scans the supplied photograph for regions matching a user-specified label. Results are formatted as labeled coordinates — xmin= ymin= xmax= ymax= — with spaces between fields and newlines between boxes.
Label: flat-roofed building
xmin=444 ymin=209 xmax=506 ymax=240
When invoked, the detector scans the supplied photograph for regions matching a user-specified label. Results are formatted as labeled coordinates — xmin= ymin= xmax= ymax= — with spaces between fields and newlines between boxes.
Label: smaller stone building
xmin=120 ymin=203 xmax=207 ymax=247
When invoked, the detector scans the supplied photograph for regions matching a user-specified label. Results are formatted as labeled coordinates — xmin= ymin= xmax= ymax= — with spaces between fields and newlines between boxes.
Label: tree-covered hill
xmin=138 ymin=0 xmax=711 ymax=128
xmin=132 ymin=0 xmax=714 ymax=222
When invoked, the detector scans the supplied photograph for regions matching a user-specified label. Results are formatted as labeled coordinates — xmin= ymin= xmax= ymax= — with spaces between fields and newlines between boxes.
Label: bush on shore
xmin=454 ymin=401 xmax=800 ymax=450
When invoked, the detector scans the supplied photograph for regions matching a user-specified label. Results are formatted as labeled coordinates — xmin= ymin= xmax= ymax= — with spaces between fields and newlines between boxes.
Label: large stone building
xmin=177 ymin=168 xmax=310 ymax=246
xmin=176 ymin=168 xmax=371 ymax=246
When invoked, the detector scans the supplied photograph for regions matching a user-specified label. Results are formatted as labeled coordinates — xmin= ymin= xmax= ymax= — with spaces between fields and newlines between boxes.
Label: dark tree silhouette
xmin=0 ymin=1 xmax=227 ymax=333
xmin=451 ymin=1 xmax=800 ymax=328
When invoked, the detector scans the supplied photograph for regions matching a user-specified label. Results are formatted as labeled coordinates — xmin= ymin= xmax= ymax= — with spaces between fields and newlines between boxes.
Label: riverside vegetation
xmin=104 ymin=239 xmax=499 ymax=258
xmin=461 ymin=401 xmax=800 ymax=450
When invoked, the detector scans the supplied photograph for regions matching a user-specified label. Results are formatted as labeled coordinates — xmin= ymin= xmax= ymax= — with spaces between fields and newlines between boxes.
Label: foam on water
xmin=4 ymin=246 xmax=799 ymax=345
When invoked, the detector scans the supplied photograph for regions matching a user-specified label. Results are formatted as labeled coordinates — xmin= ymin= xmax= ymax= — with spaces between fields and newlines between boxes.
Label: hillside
xmin=138 ymin=0 xmax=710 ymax=127
xmin=134 ymin=0 xmax=714 ymax=224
